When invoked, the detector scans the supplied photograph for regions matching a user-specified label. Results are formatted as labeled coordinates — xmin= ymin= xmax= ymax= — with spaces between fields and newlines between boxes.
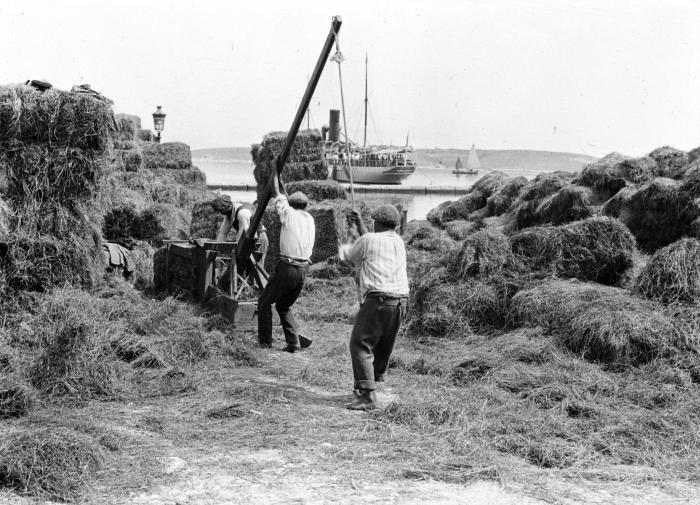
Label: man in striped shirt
xmin=339 ymin=204 xmax=409 ymax=410
xmin=257 ymin=172 xmax=315 ymax=352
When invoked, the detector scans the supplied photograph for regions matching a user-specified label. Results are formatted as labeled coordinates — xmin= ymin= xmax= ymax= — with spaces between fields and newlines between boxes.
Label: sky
xmin=1 ymin=0 xmax=700 ymax=157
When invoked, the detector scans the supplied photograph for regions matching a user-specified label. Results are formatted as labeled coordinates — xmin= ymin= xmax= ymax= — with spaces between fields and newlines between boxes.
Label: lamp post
xmin=152 ymin=105 xmax=166 ymax=143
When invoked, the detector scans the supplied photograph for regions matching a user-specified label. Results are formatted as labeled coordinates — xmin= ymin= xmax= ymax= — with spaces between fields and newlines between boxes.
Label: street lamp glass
xmin=152 ymin=106 xmax=166 ymax=133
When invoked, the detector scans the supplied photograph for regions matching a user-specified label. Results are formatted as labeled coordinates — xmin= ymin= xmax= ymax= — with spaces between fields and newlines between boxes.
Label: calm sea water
xmin=195 ymin=158 xmax=554 ymax=221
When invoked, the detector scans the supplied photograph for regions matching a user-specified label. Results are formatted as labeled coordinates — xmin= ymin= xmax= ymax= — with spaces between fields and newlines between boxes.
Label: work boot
xmin=347 ymin=389 xmax=378 ymax=411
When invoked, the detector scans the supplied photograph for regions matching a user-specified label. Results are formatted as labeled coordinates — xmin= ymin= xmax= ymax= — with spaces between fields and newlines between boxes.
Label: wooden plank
xmin=202 ymin=241 xmax=237 ymax=254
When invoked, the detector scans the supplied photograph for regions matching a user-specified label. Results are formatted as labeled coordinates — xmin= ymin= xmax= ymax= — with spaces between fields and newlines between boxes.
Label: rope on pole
xmin=332 ymin=28 xmax=356 ymax=209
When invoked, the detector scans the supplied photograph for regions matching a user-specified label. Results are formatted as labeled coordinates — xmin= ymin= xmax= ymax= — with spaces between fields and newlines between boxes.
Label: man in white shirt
xmin=339 ymin=204 xmax=409 ymax=410
xmin=258 ymin=172 xmax=315 ymax=352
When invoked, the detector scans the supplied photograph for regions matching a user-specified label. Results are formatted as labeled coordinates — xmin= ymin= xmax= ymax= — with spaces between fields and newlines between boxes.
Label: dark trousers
xmin=349 ymin=295 xmax=407 ymax=391
xmin=258 ymin=261 xmax=308 ymax=346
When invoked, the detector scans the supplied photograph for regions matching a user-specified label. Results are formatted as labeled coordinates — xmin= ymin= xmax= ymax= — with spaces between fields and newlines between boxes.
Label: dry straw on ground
xmin=0 ymin=427 xmax=103 ymax=502
xmin=633 ymin=237 xmax=700 ymax=304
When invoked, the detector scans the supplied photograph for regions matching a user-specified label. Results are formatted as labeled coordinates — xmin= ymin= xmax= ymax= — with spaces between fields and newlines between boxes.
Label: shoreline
xmin=208 ymin=184 xmax=467 ymax=195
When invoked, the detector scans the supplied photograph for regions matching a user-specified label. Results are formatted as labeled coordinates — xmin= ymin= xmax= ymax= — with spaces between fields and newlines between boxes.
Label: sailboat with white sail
xmin=453 ymin=144 xmax=481 ymax=175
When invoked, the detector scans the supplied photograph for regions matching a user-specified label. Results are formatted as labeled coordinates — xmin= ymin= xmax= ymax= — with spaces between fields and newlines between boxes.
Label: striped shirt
xmin=339 ymin=231 xmax=409 ymax=302
xmin=275 ymin=195 xmax=315 ymax=261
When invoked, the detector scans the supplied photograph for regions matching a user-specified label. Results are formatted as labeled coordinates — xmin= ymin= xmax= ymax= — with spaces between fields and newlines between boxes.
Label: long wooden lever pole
xmin=237 ymin=15 xmax=343 ymax=270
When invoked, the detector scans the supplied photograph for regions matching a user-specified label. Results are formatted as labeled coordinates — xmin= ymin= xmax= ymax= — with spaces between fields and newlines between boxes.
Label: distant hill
xmin=192 ymin=147 xmax=597 ymax=172
xmin=415 ymin=149 xmax=597 ymax=173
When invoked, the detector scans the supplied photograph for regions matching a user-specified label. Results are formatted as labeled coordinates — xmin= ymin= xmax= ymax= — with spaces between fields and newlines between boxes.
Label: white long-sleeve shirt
xmin=339 ymin=231 xmax=409 ymax=302
xmin=275 ymin=195 xmax=315 ymax=261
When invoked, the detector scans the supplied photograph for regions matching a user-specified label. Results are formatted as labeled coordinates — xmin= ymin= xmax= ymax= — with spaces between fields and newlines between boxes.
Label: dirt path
xmin=2 ymin=288 xmax=699 ymax=504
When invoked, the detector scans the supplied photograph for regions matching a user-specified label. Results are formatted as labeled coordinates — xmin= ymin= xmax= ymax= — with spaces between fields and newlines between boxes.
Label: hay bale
xmin=137 ymin=128 xmax=155 ymax=144
xmin=648 ymin=146 xmax=689 ymax=179
xmin=0 ymin=143 xmax=104 ymax=205
xmin=0 ymin=196 xmax=11 ymax=236
xmin=112 ymin=113 xmax=140 ymax=148
xmin=151 ymin=166 xmax=207 ymax=188
xmin=142 ymin=142 xmax=192 ymax=169
xmin=111 ymin=146 xmax=143 ymax=172
xmin=189 ymin=200 xmax=239 ymax=241
xmin=486 ymin=176 xmax=528 ymax=216
xmin=285 ymin=180 xmax=347 ymax=200
xmin=252 ymin=129 xmax=326 ymax=200
xmin=680 ymin=160 xmax=700 ymax=197
xmin=453 ymin=229 xmax=522 ymax=279
xmin=0 ymin=377 xmax=33 ymax=418
xmin=133 ymin=203 xmax=189 ymax=245
xmin=578 ymin=152 xmax=630 ymax=202
xmin=534 ymin=185 xmax=593 ymax=226
xmin=510 ymin=279 xmax=680 ymax=364
xmin=0 ymin=84 xmax=113 ymax=151
xmin=505 ymin=175 xmax=571 ymax=231
xmin=0 ymin=233 xmax=98 ymax=294
xmin=510 ymin=217 xmax=636 ymax=286
xmin=616 ymin=178 xmax=700 ymax=252
xmin=633 ymin=238 xmax=700 ymax=303
xmin=128 ymin=241 xmax=155 ymax=289
xmin=443 ymin=220 xmax=480 ymax=240
xmin=0 ymin=427 xmax=103 ymax=502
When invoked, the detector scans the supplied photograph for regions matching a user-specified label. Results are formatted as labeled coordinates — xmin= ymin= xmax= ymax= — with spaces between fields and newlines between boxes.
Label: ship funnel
xmin=328 ymin=109 xmax=340 ymax=142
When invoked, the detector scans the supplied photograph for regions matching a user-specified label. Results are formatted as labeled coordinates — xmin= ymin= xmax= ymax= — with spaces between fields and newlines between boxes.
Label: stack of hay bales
xmin=142 ymin=141 xmax=192 ymax=169
xmin=0 ymin=83 xmax=112 ymax=295
xmin=111 ymin=113 xmax=143 ymax=172
xmin=252 ymin=129 xmax=326 ymax=202
xmin=102 ymin=203 xmax=189 ymax=246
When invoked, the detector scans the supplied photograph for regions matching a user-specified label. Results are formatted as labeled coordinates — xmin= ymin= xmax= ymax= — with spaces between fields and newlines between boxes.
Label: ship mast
xmin=363 ymin=53 xmax=368 ymax=148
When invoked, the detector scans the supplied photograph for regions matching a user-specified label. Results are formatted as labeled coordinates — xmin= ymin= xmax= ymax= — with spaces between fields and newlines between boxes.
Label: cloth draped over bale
xmin=101 ymin=243 xmax=134 ymax=274
xmin=142 ymin=142 xmax=192 ymax=169
xmin=252 ymin=129 xmax=326 ymax=202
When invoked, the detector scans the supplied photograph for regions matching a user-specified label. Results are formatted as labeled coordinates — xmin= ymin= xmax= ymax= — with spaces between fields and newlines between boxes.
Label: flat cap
xmin=288 ymin=191 xmax=309 ymax=206
xmin=371 ymin=204 xmax=400 ymax=226
xmin=212 ymin=194 xmax=233 ymax=214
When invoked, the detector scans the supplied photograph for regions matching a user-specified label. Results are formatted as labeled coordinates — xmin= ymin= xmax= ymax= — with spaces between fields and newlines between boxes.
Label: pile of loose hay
xmin=504 ymin=174 xmax=571 ymax=231
xmin=532 ymin=185 xmax=593 ymax=226
xmin=510 ymin=279 xmax=680 ymax=364
xmin=578 ymin=152 xmax=630 ymax=202
xmin=404 ymin=220 xmax=458 ymax=251
xmin=485 ymin=176 xmax=528 ymax=216
xmin=284 ymin=180 xmax=346 ymax=200
xmin=613 ymin=178 xmax=699 ymax=252
xmin=438 ymin=172 xmax=509 ymax=223
xmin=633 ymin=237 xmax=700 ymax=304
xmin=0 ymin=377 xmax=33 ymax=419
xmin=0 ymin=427 xmax=103 ymax=502
xmin=442 ymin=220 xmax=480 ymax=241
xmin=648 ymin=146 xmax=690 ymax=179
xmin=510 ymin=217 xmax=636 ymax=286
xmin=453 ymin=229 xmax=522 ymax=280
xmin=142 ymin=142 xmax=192 ymax=169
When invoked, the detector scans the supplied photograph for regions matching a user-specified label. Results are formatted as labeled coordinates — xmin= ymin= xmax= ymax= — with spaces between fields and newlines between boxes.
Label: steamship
xmin=321 ymin=56 xmax=416 ymax=185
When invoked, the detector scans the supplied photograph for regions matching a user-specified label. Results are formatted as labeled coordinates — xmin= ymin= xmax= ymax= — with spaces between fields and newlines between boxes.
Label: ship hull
xmin=331 ymin=164 xmax=415 ymax=185
xmin=453 ymin=169 xmax=479 ymax=175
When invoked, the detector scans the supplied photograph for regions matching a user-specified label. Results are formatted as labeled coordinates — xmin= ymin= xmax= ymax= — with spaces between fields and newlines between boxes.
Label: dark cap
xmin=212 ymin=194 xmax=233 ymax=215
xmin=288 ymin=191 xmax=309 ymax=206
xmin=371 ymin=204 xmax=400 ymax=226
